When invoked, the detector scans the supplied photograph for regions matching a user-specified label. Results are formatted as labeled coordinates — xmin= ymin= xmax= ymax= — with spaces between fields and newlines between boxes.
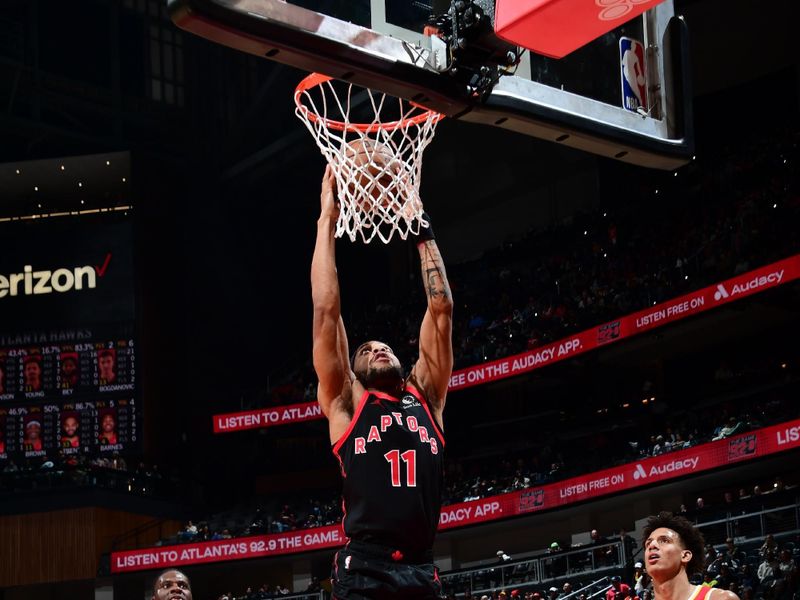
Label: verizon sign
xmin=0 ymin=258 xmax=109 ymax=299
xmin=0 ymin=220 xmax=133 ymax=331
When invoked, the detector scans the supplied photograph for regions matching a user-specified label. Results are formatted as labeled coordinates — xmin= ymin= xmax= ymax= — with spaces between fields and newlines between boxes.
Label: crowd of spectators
xmin=170 ymin=120 xmax=800 ymax=553
xmin=441 ymin=383 xmax=797 ymax=505
xmin=0 ymin=454 xmax=170 ymax=497
xmin=214 ymin=582 xmax=293 ymax=599
xmin=192 ymin=489 xmax=800 ymax=600
xmin=263 ymin=124 xmax=799 ymax=404
xmin=212 ymin=575 xmax=326 ymax=599
xmin=170 ymin=493 xmax=343 ymax=546
xmin=440 ymin=481 xmax=800 ymax=599
xmin=153 ymin=337 xmax=800 ymax=545
xmin=163 ymin=383 xmax=797 ymax=545
xmin=442 ymin=527 xmax=800 ymax=600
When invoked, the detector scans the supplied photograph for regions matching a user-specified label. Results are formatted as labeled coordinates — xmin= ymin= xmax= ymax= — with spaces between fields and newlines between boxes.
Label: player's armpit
xmin=317 ymin=381 xmax=354 ymax=444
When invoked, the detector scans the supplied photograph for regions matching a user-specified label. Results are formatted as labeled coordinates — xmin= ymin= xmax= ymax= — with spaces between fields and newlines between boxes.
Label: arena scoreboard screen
xmin=0 ymin=216 xmax=140 ymax=461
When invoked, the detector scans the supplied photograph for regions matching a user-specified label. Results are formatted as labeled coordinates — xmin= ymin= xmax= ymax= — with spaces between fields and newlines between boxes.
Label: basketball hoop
xmin=294 ymin=73 xmax=443 ymax=244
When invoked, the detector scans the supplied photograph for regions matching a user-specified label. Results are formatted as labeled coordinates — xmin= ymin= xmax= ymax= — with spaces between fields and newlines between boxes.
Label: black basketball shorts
xmin=331 ymin=540 xmax=443 ymax=600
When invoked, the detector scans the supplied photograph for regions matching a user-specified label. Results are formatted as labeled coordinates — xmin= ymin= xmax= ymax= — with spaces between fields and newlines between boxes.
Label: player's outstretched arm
xmin=410 ymin=215 xmax=453 ymax=430
xmin=311 ymin=166 xmax=354 ymax=442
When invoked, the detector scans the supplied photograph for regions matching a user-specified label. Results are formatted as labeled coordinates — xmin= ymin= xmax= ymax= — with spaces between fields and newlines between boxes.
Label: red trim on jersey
xmin=695 ymin=586 xmax=713 ymax=600
xmin=406 ymin=385 xmax=445 ymax=448
xmin=332 ymin=390 xmax=371 ymax=459
xmin=367 ymin=389 xmax=402 ymax=402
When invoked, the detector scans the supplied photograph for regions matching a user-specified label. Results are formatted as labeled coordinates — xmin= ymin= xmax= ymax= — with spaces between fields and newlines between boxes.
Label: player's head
xmin=642 ymin=512 xmax=705 ymax=580
xmin=351 ymin=340 xmax=404 ymax=390
xmin=25 ymin=421 xmax=41 ymax=440
xmin=341 ymin=139 xmax=402 ymax=209
xmin=102 ymin=413 xmax=116 ymax=433
xmin=24 ymin=358 xmax=42 ymax=384
xmin=63 ymin=416 xmax=79 ymax=437
xmin=152 ymin=569 xmax=192 ymax=600
xmin=98 ymin=350 xmax=115 ymax=376
xmin=62 ymin=356 xmax=78 ymax=375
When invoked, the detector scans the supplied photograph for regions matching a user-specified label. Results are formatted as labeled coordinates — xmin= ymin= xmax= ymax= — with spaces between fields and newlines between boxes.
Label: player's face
xmin=643 ymin=527 xmax=690 ymax=579
xmin=25 ymin=362 xmax=41 ymax=384
xmin=64 ymin=417 xmax=79 ymax=436
xmin=353 ymin=341 xmax=403 ymax=388
xmin=63 ymin=359 xmax=77 ymax=376
xmin=99 ymin=355 xmax=115 ymax=375
xmin=153 ymin=570 xmax=192 ymax=600
xmin=26 ymin=424 xmax=41 ymax=440
xmin=102 ymin=414 xmax=116 ymax=432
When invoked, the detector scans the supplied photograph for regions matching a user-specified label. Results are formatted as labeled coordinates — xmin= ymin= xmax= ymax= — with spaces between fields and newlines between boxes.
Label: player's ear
xmin=680 ymin=549 xmax=692 ymax=565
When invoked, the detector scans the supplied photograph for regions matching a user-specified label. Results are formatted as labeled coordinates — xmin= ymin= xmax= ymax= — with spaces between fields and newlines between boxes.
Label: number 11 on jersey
xmin=384 ymin=449 xmax=417 ymax=487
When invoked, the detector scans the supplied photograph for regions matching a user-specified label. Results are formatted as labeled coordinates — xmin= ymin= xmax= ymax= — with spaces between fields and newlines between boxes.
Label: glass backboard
xmin=168 ymin=0 xmax=693 ymax=169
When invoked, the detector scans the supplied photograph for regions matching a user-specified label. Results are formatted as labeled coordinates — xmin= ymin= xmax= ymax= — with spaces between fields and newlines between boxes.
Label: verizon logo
xmin=0 ymin=253 xmax=111 ymax=299
xmin=713 ymin=270 xmax=784 ymax=301
xmin=633 ymin=457 xmax=699 ymax=480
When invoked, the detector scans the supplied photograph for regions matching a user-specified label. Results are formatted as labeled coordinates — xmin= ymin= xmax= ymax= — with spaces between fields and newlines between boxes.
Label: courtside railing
xmin=440 ymin=540 xmax=625 ymax=595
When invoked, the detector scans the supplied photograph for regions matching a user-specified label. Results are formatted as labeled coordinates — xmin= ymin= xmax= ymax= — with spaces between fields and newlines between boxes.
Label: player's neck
xmin=368 ymin=379 xmax=405 ymax=398
xmin=652 ymin=571 xmax=694 ymax=600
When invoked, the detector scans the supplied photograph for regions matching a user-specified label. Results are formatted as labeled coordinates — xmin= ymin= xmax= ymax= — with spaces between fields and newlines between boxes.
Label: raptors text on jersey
xmin=333 ymin=385 xmax=444 ymax=555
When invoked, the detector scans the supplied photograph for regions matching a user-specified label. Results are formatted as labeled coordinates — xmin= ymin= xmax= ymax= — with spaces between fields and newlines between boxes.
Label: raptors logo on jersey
xmin=333 ymin=385 xmax=445 ymax=555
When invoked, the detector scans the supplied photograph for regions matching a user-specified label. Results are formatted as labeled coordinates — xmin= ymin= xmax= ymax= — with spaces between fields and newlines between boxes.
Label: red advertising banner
xmin=438 ymin=418 xmax=800 ymax=529
xmin=213 ymin=401 xmax=322 ymax=433
xmin=111 ymin=524 xmax=344 ymax=573
xmin=449 ymin=255 xmax=800 ymax=391
xmin=113 ymin=419 xmax=800 ymax=572
xmin=211 ymin=255 xmax=800 ymax=431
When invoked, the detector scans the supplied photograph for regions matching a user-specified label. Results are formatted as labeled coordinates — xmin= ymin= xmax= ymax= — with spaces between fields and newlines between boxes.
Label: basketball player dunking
xmin=643 ymin=513 xmax=739 ymax=600
xmin=311 ymin=165 xmax=453 ymax=600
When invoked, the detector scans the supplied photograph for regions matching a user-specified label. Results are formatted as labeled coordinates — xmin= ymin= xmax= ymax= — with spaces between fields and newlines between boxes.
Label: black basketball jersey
xmin=332 ymin=385 xmax=445 ymax=556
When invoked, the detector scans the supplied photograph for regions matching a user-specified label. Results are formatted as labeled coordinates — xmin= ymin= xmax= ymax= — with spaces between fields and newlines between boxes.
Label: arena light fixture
xmin=0 ymin=205 xmax=133 ymax=223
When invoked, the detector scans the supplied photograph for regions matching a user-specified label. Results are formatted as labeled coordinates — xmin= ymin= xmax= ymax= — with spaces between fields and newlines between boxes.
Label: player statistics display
xmin=0 ymin=215 xmax=140 ymax=461
xmin=0 ymin=399 xmax=138 ymax=458
xmin=0 ymin=341 xmax=135 ymax=400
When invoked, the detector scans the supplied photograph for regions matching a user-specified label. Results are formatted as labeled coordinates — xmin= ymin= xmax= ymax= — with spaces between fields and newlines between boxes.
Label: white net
xmin=295 ymin=74 xmax=442 ymax=244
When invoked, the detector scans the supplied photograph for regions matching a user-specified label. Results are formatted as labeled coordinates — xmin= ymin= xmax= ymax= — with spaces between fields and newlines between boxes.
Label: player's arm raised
xmin=311 ymin=166 xmax=355 ymax=442
xmin=410 ymin=215 xmax=453 ymax=430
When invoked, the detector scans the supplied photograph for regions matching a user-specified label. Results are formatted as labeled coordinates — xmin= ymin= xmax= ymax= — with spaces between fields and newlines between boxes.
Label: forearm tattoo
xmin=420 ymin=242 xmax=452 ymax=301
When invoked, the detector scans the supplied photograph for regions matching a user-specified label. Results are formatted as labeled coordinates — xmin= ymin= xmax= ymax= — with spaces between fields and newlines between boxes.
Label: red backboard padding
xmin=494 ymin=0 xmax=668 ymax=59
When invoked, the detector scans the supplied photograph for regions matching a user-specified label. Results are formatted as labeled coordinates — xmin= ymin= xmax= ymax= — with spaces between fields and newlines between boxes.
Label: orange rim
xmin=294 ymin=72 xmax=443 ymax=133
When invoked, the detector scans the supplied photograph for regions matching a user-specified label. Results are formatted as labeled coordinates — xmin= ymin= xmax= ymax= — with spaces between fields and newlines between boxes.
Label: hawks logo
xmin=401 ymin=395 xmax=421 ymax=409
